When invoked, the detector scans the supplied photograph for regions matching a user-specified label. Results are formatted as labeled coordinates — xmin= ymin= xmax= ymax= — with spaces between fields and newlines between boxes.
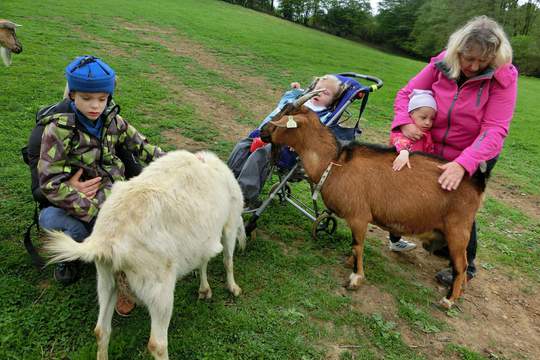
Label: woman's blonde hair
xmin=444 ymin=16 xmax=512 ymax=79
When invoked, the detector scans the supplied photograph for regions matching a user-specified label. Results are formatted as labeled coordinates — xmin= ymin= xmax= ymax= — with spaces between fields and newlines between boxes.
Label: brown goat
xmin=260 ymin=100 xmax=486 ymax=308
xmin=0 ymin=19 xmax=23 ymax=66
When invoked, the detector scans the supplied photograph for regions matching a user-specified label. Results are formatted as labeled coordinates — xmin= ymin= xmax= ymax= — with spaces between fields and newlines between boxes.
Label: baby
xmin=228 ymin=74 xmax=344 ymax=210
xmin=390 ymin=89 xmax=437 ymax=171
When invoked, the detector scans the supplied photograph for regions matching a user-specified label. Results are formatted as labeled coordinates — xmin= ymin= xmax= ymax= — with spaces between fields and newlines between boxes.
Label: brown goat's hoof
xmin=346 ymin=273 xmax=364 ymax=290
xmin=439 ymin=297 xmax=454 ymax=309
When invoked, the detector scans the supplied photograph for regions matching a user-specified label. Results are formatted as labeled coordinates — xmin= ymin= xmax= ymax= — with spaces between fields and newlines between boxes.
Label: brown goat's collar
xmin=312 ymin=161 xmax=342 ymax=201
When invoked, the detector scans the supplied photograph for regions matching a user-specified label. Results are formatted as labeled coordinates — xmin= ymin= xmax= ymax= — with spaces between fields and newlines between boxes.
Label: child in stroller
xmin=227 ymin=74 xmax=348 ymax=210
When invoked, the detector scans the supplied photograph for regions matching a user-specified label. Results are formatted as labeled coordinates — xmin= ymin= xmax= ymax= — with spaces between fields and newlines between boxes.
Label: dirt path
xmin=118 ymin=20 xmax=281 ymax=121
xmin=328 ymin=225 xmax=540 ymax=360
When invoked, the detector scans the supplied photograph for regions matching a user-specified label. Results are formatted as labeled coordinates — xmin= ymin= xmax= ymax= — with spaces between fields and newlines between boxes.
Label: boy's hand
xmin=290 ymin=82 xmax=301 ymax=89
xmin=401 ymin=124 xmax=423 ymax=141
xmin=393 ymin=151 xmax=411 ymax=171
xmin=68 ymin=169 xmax=101 ymax=199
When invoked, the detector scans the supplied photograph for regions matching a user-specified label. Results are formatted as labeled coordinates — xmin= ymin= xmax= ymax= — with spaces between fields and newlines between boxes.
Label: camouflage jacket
xmin=37 ymin=100 xmax=165 ymax=223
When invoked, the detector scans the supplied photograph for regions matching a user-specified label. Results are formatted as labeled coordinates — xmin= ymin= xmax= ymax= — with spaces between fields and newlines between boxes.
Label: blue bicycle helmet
xmin=65 ymin=55 xmax=116 ymax=94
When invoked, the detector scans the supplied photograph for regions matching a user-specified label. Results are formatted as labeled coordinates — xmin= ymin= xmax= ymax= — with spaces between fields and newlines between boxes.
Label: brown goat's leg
xmin=347 ymin=219 xmax=369 ymax=290
xmin=440 ymin=230 xmax=469 ymax=309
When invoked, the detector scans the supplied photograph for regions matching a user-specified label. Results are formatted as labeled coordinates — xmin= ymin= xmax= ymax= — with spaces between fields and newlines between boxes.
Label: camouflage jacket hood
xmin=37 ymin=98 xmax=165 ymax=222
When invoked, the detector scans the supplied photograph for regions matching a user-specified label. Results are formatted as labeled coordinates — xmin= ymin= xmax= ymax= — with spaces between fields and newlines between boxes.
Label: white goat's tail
xmin=44 ymin=230 xmax=104 ymax=265
xmin=237 ymin=217 xmax=247 ymax=251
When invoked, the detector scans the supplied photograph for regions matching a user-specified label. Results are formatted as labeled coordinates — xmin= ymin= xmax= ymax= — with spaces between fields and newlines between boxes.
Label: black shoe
xmin=435 ymin=267 xmax=476 ymax=287
xmin=54 ymin=262 xmax=81 ymax=286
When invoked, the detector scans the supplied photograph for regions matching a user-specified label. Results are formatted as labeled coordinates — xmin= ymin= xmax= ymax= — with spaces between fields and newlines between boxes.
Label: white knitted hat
xmin=408 ymin=89 xmax=437 ymax=113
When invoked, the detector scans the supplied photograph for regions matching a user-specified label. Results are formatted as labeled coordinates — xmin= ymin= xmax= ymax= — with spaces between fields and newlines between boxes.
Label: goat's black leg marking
xmin=351 ymin=233 xmax=358 ymax=273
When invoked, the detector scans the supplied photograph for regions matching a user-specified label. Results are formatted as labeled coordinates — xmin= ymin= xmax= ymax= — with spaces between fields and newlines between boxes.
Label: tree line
xmin=222 ymin=0 xmax=540 ymax=76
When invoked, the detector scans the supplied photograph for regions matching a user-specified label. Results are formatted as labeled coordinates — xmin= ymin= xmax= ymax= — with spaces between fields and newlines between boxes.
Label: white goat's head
xmin=0 ymin=19 xmax=22 ymax=66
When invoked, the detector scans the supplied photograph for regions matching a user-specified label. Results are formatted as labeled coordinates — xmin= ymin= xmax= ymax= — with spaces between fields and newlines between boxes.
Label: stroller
xmin=241 ymin=73 xmax=383 ymax=239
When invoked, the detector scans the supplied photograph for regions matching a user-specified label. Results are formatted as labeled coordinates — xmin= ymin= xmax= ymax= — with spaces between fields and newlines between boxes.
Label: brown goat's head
xmin=260 ymin=106 xmax=324 ymax=149
xmin=0 ymin=20 xmax=23 ymax=66
xmin=260 ymin=88 xmax=327 ymax=147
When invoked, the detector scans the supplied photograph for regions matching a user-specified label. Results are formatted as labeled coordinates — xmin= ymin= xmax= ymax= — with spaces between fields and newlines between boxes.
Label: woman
xmin=391 ymin=16 xmax=518 ymax=285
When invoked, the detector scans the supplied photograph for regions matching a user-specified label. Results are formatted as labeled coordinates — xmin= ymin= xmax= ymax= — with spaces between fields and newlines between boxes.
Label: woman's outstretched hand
xmin=438 ymin=162 xmax=466 ymax=191
xmin=400 ymin=124 xmax=424 ymax=141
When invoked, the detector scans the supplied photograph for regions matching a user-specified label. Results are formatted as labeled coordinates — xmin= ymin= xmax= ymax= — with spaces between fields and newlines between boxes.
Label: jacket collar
xmin=38 ymin=98 xmax=120 ymax=128
xmin=434 ymin=55 xmax=516 ymax=89
xmin=435 ymin=60 xmax=495 ymax=84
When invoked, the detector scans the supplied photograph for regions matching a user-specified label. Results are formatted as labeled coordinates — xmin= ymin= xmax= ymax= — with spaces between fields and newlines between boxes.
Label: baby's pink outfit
xmin=390 ymin=131 xmax=435 ymax=154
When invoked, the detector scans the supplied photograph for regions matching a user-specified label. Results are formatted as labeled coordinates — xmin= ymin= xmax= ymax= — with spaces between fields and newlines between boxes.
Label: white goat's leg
xmin=145 ymin=275 xmax=175 ymax=360
xmin=198 ymin=260 xmax=212 ymax=299
xmin=222 ymin=223 xmax=241 ymax=296
xmin=94 ymin=262 xmax=117 ymax=360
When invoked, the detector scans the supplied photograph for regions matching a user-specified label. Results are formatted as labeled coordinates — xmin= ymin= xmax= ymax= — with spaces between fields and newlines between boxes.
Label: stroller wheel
xmin=312 ymin=213 xmax=338 ymax=239
xmin=269 ymin=182 xmax=291 ymax=203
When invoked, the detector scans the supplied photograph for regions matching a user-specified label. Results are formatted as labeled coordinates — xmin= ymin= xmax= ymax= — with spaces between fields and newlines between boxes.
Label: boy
xmin=35 ymin=55 xmax=164 ymax=315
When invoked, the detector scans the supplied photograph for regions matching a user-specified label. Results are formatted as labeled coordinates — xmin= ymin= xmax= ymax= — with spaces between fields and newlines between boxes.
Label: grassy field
xmin=1 ymin=0 xmax=539 ymax=359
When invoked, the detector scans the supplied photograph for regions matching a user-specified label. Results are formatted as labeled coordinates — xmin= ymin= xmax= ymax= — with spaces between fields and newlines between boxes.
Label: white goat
xmin=45 ymin=150 xmax=246 ymax=360
xmin=0 ymin=19 xmax=22 ymax=66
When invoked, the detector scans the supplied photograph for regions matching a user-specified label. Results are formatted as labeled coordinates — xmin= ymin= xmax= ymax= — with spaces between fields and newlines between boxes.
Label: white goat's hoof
xmin=198 ymin=288 xmax=212 ymax=300
xmin=439 ymin=297 xmax=454 ymax=309
xmin=228 ymin=284 xmax=242 ymax=297
xmin=346 ymin=273 xmax=364 ymax=290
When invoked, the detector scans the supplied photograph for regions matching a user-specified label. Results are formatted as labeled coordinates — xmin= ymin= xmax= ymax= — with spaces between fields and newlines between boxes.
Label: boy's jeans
xmin=39 ymin=206 xmax=90 ymax=243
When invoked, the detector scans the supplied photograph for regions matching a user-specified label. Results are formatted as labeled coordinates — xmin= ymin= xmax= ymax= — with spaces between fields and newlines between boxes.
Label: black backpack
xmin=21 ymin=100 xmax=142 ymax=269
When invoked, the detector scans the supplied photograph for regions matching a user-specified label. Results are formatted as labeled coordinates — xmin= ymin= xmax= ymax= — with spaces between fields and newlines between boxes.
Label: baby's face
xmin=410 ymin=106 xmax=436 ymax=132
xmin=311 ymin=79 xmax=339 ymax=108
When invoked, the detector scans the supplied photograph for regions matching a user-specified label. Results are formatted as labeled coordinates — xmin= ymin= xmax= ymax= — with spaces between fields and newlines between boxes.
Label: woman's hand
xmin=68 ymin=169 xmax=101 ymax=199
xmin=290 ymin=82 xmax=301 ymax=89
xmin=400 ymin=124 xmax=423 ymax=141
xmin=438 ymin=162 xmax=466 ymax=191
xmin=393 ymin=151 xmax=411 ymax=171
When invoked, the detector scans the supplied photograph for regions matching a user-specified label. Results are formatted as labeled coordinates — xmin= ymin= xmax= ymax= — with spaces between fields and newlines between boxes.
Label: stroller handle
xmin=338 ymin=72 xmax=384 ymax=92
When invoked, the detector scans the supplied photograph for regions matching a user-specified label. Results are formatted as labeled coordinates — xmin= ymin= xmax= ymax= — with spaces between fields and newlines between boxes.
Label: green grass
xmin=1 ymin=0 xmax=539 ymax=358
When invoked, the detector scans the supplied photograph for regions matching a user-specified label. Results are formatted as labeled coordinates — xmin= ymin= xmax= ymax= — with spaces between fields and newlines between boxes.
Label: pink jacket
xmin=390 ymin=131 xmax=435 ymax=153
xmin=392 ymin=51 xmax=518 ymax=175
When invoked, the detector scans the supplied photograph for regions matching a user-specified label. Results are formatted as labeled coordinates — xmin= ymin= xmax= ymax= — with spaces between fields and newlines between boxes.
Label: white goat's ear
xmin=0 ymin=47 xmax=12 ymax=66
xmin=13 ymin=23 xmax=22 ymax=27
xmin=286 ymin=115 xmax=297 ymax=128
